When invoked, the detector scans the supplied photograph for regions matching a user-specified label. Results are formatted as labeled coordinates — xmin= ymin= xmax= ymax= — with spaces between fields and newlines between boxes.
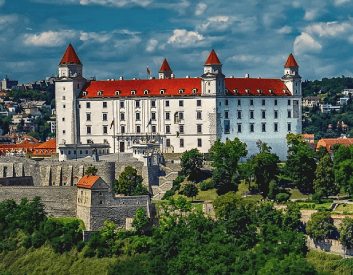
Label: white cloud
xmin=0 ymin=0 xmax=5 ymax=6
xmin=0 ymin=15 xmax=19 ymax=28
xmin=23 ymin=30 xmax=77 ymax=46
xmin=304 ymin=21 xmax=353 ymax=37
xmin=335 ymin=0 xmax=351 ymax=5
xmin=294 ymin=32 xmax=322 ymax=54
xmin=146 ymin=39 xmax=158 ymax=52
xmin=198 ymin=16 xmax=235 ymax=32
xmin=167 ymin=29 xmax=204 ymax=47
xmin=195 ymin=2 xmax=207 ymax=15
xmin=79 ymin=0 xmax=151 ymax=7
xmin=227 ymin=55 xmax=262 ymax=63
xmin=80 ymin=32 xmax=112 ymax=43
xmin=277 ymin=26 xmax=292 ymax=34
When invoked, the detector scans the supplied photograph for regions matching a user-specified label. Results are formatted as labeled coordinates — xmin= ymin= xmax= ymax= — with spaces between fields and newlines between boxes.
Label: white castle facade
xmin=55 ymin=44 xmax=302 ymax=161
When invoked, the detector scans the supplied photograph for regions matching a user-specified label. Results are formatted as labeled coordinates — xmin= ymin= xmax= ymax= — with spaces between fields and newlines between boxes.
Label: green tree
xmin=335 ymin=159 xmax=353 ymax=197
xmin=314 ymin=153 xmax=338 ymax=198
xmin=180 ymin=183 xmax=198 ymax=201
xmin=306 ymin=211 xmax=335 ymax=241
xmin=239 ymin=155 xmax=255 ymax=190
xmin=315 ymin=145 xmax=328 ymax=160
xmin=132 ymin=207 xmax=150 ymax=234
xmin=113 ymin=166 xmax=146 ymax=196
xmin=253 ymin=143 xmax=279 ymax=198
xmin=180 ymin=148 xmax=204 ymax=181
xmin=339 ymin=217 xmax=353 ymax=249
xmin=210 ymin=138 xmax=247 ymax=195
xmin=285 ymin=134 xmax=316 ymax=193
xmin=212 ymin=192 xmax=243 ymax=218
xmin=85 ymin=166 xmax=97 ymax=175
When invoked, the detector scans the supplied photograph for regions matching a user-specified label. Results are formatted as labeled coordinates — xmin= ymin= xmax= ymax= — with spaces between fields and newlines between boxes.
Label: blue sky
xmin=2 ymin=0 xmax=353 ymax=83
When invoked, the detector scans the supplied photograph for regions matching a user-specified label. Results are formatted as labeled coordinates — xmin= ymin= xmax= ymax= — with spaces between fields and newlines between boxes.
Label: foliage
xmin=210 ymin=138 xmax=247 ymax=195
xmin=314 ymin=153 xmax=338 ymax=198
xmin=132 ymin=207 xmax=150 ymax=234
xmin=239 ymin=155 xmax=255 ymax=190
xmin=252 ymin=143 xmax=279 ymax=198
xmin=161 ymin=190 xmax=175 ymax=200
xmin=179 ymin=183 xmax=198 ymax=201
xmin=315 ymin=145 xmax=328 ymax=160
xmin=85 ymin=166 xmax=97 ymax=175
xmin=200 ymin=180 xmax=214 ymax=191
xmin=339 ymin=217 xmax=353 ymax=249
xmin=113 ymin=166 xmax=147 ymax=196
xmin=180 ymin=148 xmax=204 ymax=181
xmin=276 ymin=193 xmax=290 ymax=203
xmin=285 ymin=134 xmax=316 ymax=193
xmin=306 ymin=211 xmax=335 ymax=240
xmin=334 ymin=144 xmax=353 ymax=197
xmin=212 ymin=192 xmax=243 ymax=218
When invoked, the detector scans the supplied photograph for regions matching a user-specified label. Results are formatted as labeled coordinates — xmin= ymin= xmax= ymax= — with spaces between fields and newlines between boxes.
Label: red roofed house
xmin=55 ymin=45 xmax=302 ymax=161
xmin=316 ymin=138 xmax=353 ymax=153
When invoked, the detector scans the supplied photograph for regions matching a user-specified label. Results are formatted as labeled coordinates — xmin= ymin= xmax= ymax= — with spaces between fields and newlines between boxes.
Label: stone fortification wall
xmin=0 ymin=157 xmax=115 ymax=188
xmin=88 ymin=196 xmax=150 ymax=231
xmin=307 ymin=236 xmax=353 ymax=258
xmin=0 ymin=186 xmax=77 ymax=217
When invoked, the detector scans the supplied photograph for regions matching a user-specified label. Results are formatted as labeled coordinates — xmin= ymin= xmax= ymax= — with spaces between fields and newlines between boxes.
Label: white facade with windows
xmin=55 ymin=46 xmax=302 ymax=161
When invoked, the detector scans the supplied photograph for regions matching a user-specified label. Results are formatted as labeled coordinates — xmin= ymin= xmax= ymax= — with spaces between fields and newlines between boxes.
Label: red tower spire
xmin=284 ymin=53 xmax=298 ymax=67
xmin=205 ymin=49 xmax=221 ymax=65
xmin=59 ymin=43 xmax=82 ymax=65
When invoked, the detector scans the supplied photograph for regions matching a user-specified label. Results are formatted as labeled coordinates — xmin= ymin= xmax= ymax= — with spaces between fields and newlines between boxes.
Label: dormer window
xmin=97 ymin=91 xmax=103 ymax=96
xmin=82 ymin=91 xmax=87 ymax=96
xmin=269 ymin=89 xmax=274 ymax=94
xmin=233 ymin=89 xmax=238 ymax=94
xmin=192 ymin=88 xmax=198 ymax=94
xmin=115 ymin=90 xmax=121 ymax=95
xmin=257 ymin=89 xmax=262 ymax=94
xmin=245 ymin=89 xmax=250 ymax=94
xmin=179 ymin=89 xmax=184 ymax=94
xmin=283 ymin=89 xmax=288 ymax=94
xmin=144 ymin=89 xmax=149 ymax=95
xmin=160 ymin=89 xmax=165 ymax=94
xmin=131 ymin=90 xmax=136 ymax=95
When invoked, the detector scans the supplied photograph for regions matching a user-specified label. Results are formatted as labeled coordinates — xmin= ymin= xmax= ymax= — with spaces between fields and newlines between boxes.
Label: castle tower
xmin=55 ymin=44 xmax=87 ymax=150
xmin=282 ymin=53 xmax=301 ymax=95
xmin=201 ymin=50 xmax=225 ymax=95
xmin=158 ymin=58 xmax=173 ymax=79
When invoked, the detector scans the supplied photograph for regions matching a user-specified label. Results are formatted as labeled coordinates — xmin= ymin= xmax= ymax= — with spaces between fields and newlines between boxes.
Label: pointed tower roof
xmin=284 ymin=53 xmax=298 ymax=67
xmin=159 ymin=58 xmax=172 ymax=72
xmin=59 ymin=43 xmax=82 ymax=65
xmin=205 ymin=49 xmax=221 ymax=65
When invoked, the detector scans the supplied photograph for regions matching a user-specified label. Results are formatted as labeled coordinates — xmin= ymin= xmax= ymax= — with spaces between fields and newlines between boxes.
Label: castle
xmin=55 ymin=45 xmax=302 ymax=161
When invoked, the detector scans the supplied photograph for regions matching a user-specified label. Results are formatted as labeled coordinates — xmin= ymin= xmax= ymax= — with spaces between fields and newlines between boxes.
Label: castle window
xmin=151 ymin=100 xmax=156 ymax=107
xmin=197 ymin=111 xmax=202 ymax=120
xmin=288 ymin=123 xmax=291 ymax=132
xmin=103 ymin=126 xmax=107 ymax=134
xmin=197 ymin=100 xmax=201 ymax=106
xmin=250 ymin=123 xmax=254 ymax=132
xmin=121 ymin=125 xmax=125 ymax=133
xmin=86 ymin=150 xmax=88 ymax=154
xmin=165 ymin=100 xmax=169 ymax=107
xmin=287 ymin=110 xmax=291 ymax=118
xmin=262 ymin=111 xmax=266 ymax=119
xmin=80 ymin=150 xmax=82 ymax=154
xmin=179 ymin=125 xmax=184 ymax=133
xmin=86 ymin=102 xmax=90 ymax=108
xmin=120 ymin=113 xmax=125 ymax=121
xmin=225 ymin=111 xmax=229 ymax=119
xmin=262 ymin=123 xmax=266 ymax=132
xmin=77 ymin=84 xmax=80 ymax=89
xmin=179 ymin=100 xmax=183 ymax=107
xmin=151 ymin=112 xmax=156 ymax=120
xmin=288 ymin=99 xmax=291 ymax=106
xmin=166 ymin=139 xmax=170 ymax=147
xmin=115 ymin=90 xmax=121 ymax=95
xmin=180 ymin=139 xmax=184 ymax=148
xmin=100 ymin=201 xmax=103 ymax=204
xmin=262 ymin=99 xmax=265 ymax=106
xmin=179 ymin=89 xmax=184 ymax=94
xmin=192 ymin=88 xmax=198 ymax=94
xmin=152 ymin=125 xmax=156 ymax=133
xmin=198 ymin=138 xmax=202 ymax=147
xmin=131 ymin=90 xmax=136 ymax=95
xmin=102 ymin=113 xmax=107 ymax=121
xmin=62 ymin=96 xmax=66 ymax=100
xmin=99 ymin=192 xmax=103 ymax=196
xmin=166 ymin=125 xmax=170 ymax=134
xmin=274 ymin=99 xmax=278 ymax=106
xmin=197 ymin=124 xmax=202 ymax=134
xmin=160 ymin=89 xmax=165 ymax=94
xmin=237 ymin=111 xmax=242 ymax=119
xmin=87 ymin=126 xmax=91 ymax=134
xmin=136 ymin=112 xmax=140 ymax=121
xmin=274 ymin=123 xmax=278 ymax=132
xmin=269 ymin=89 xmax=274 ymax=94
xmin=144 ymin=89 xmax=149 ymax=95
xmin=237 ymin=99 xmax=241 ymax=106
xmin=120 ymin=101 xmax=124 ymax=108
xmin=63 ymin=130 xmax=66 ymax=134
xmin=245 ymin=89 xmax=250 ymax=94
xmin=63 ymin=104 xmax=66 ymax=108
xmin=250 ymin=110 xmax=254 ymax=119
xmin=165 ymin=112 xmax=170 ymax=120
xmin=237 ymin=124 xmax=242 ymax=133
xmin=250 ymin=99 xmax=254 ymax=106
xmin=179 ymin=112 xmax=184 ymax=120
xmin=136 ymin=125 xmax=141 ymax=133
xmin=97 ymin=91 xmax=103 ymax=96
xmin=103 ymin=102 xmax=107 ymax=108
xmin=283 ymin=89 xmax=288 ymax=94
xmin=274 ymin=110 xmax=278 ymax=119
xmin=233 ymin=89 xmax=238 ymax=94
xmin=224 ymin=120 xmax=230 ymax=134
xmin=68 ymin=150 xmax=71 ymax=155
xmin=257 ymin=89 xmax=262 ymax=94
xmin=225 ymin=99 xmax=229 ymax=106
xmin=62 ymin=117 xmax=65 ymax=122
xmin=86 ymin=113 xmax=91 ymax=121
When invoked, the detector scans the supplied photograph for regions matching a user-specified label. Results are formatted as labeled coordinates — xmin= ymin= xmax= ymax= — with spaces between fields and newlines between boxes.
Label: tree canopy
xmin=113 ymin=166 xmax=148 ymax=196
xmin=180 ymin=148 xmax=204 ymax=181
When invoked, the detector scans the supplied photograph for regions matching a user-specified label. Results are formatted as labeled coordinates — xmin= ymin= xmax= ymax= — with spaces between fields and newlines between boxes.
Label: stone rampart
xmin=0 ymin=186 xmax=77 ymax=217
xmin=307 ymin=236 xmax=353 ymax=258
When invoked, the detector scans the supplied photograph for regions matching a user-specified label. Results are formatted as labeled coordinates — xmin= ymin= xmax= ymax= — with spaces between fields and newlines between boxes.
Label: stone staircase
xmin=151 ymin=163 xmax=180 ymax=200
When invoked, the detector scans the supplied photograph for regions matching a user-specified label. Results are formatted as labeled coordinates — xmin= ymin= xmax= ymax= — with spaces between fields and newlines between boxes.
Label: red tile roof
xmin=59 ymin=43 xmax=82 ymax=65
xmin=80 ymin=78 xmax=202 ymax=98
xmin=225 ymin=78 xmax=291 ymax=96
xmin=159 ymin=59 xmax=172 ymax=72
xmin=35 ymin=139 xmax=56 ymax=149
xmin=302 ymin=133 xmax=314 ymax=139
xmin=205 ymin=50 xmax=221 ymax=65
xmin=316 ymin=138 xmax=353 ymax=152
xmin=77 ymin=175 xmax=100 ymax=189
xmin=284 ymin=54 xmax=298 ymax=67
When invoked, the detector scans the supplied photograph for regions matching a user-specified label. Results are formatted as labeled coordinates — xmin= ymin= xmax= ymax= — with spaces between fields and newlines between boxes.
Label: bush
xmin=312 ymin=193 xmax=323 ymax=203
xmin=276 ymin=193 xmax=290 ymax=203
xmin=173 ymin=175 xmax=185 ymax=185
xmin=316 ymin=206 xmax=328 ymax=212
xmin=200 ymin=180 xmax=214 ymax=191
xmin=162 ymin=190 xmax=175 ymax=200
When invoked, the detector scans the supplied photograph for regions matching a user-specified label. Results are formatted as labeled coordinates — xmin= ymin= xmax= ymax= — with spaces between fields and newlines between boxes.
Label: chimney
xmin=171 ymin=73 xmax=175 ymax=79
xmin=186 ymin=75 xmax=190 ymax=78
xmin=119 ymin=76 xmax=124 ymax=80
xmin=229 ymin=75 xmax=234 ymax=78
xmin=245 ymin=74 xmax=249 ymax=78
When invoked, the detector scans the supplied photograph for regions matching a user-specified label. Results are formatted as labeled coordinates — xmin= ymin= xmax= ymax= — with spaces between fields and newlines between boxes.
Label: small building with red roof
xmin=316 ymin=138 xmax=353 ymax=153
xmin=55 ymin=44 xmax=302 ymax=161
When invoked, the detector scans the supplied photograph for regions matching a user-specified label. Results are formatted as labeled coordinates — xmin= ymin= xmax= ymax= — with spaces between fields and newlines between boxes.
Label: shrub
xmin=200 ymin=180 xmax=214 ymax=191
xmin=173 ymin=175 xmax=185 ymax=185
xmin=316 ymin=206 xmax=328 ymax=212
xmin=162 ymin=190 xmax=175 ymax=200
xmin=276 ymin=192 xmax=290 ymax=203
xmin=312 ymin=193 xmax=323 ymax=203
